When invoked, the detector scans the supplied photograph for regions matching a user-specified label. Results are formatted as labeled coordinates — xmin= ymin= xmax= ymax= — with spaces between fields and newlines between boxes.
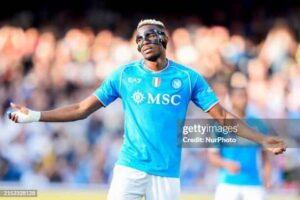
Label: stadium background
xmin=0 ymin=0 xmax=300 ymax=199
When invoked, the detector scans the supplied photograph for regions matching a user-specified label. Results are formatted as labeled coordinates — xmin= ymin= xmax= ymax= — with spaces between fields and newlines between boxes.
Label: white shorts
xmin=107 ymin=165 xmax=180 ymax=200
xmin=215 ymin=183 xmax=266 ymax=200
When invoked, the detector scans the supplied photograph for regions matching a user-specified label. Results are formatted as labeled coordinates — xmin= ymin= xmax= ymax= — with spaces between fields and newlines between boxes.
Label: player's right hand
xmin=9 ymin=103 xmax=29 ymax=123
xmin=8 ymin=103 xmax=41 ymax=123
xmin=224 ymin=160 xmax=240 ymax=174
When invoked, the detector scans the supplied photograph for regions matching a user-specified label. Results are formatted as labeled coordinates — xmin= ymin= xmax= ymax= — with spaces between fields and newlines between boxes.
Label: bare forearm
xmin=262 ymin=151 xmax=272 ymax=182
xmin=40 ymin=103 xmax=86 ymax=122
xmin=219 ymin=116 xmax=265 ymax=144
xmin=9 ymin=95 xmax=102 ymax=124
xmin=209 ymin=105 xmax=265 ymax=144
xmin=208 ymin=151 xmax=227 ymax=168
xmin=207 ymin=151 xmax=240 ymax=174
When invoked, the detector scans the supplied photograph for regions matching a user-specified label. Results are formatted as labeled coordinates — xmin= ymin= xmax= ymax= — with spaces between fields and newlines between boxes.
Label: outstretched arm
xmin=9 ymin=95 xmax=103 ymax=123
xmin=207 ymin=103 xmax=286 ymax=155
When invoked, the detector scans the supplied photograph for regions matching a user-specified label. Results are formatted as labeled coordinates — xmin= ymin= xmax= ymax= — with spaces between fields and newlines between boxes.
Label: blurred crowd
xmin=0 ymin=13 xmax=300 ymax=191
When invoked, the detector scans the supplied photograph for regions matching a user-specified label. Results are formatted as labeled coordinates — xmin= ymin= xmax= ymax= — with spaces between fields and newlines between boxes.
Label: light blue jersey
xmin=94 ymin=59 xmax=218 ymax=177
xmin=219 ymin=115 xmax=269 ymax=185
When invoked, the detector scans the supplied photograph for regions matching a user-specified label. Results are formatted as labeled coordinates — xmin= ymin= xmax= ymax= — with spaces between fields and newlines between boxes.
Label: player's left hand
xmin=262 ymin=136 xmax=286 ymax=155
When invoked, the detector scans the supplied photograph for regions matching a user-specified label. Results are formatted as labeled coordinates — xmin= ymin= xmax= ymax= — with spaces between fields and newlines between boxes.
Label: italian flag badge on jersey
xmin=152 ymin=77 xmax=161 ymax=87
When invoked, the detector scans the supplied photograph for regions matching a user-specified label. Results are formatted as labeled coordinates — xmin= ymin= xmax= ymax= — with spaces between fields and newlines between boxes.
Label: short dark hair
xmin=137 ymin=19 xmax=166 ymax=30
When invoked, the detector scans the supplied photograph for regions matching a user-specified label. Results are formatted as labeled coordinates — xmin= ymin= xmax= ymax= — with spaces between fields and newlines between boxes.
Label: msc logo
xmin=131 ymin=90 xmax=145 ymax=104
xmin=131 ymin=90 xmax=181 ymax=106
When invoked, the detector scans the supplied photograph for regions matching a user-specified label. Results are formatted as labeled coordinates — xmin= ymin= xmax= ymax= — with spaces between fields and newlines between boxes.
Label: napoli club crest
xmin=171 ymin=78 xmax=182 ymax=89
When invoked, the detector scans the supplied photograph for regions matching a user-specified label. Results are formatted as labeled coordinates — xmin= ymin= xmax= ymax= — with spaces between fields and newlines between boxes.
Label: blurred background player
xmin=208 ymin=85 xmax=272 ymax=200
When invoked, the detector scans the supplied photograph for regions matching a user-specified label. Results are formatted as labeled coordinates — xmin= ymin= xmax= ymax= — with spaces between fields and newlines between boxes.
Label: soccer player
xmin=9 ymin=19 xmax=285 ymax=200
xmin=208 ymin=86 xmax=272 ymax=200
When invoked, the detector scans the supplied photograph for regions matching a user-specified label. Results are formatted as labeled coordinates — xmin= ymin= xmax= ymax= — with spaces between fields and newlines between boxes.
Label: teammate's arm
xmin=207 ymin=103 xmax=286 ymax=155
xmin=261 ymin=150 xmax=272 ymax=189
xmin=207 ymin=150 xmax=240 ymax=174
xmin=9 ymin=95 xmax=102 ymax=123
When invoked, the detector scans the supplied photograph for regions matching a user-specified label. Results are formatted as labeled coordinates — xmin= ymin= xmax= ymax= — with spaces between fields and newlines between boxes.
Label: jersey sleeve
xmin=93 ymin=67 xmax=123 ymax=107
xmin=190 ymin=71 xmax=219 ymax=112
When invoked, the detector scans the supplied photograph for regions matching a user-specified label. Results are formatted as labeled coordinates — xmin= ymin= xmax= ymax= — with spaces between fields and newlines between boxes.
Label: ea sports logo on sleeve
xmin=171 ymin=78 xmax=182 ymax=89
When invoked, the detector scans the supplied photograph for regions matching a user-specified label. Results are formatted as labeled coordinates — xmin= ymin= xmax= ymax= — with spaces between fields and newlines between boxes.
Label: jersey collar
xmin=141 ymin=59 xmax=170 ymax=74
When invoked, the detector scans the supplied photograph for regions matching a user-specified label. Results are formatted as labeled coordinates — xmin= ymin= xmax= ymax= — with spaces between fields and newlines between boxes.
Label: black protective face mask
xmin=136 ymin=29 xmax=167 ymax=52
